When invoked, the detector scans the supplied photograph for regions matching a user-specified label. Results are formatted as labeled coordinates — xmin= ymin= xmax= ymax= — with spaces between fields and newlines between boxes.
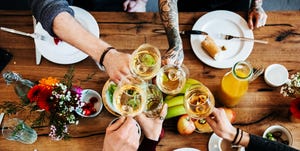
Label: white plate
xmin=208 ymin=133 xmax=245 ymax=151
xmin=174 ymin=148 xmax=201 ymax=151
xmin=34 ymin=6 xmax=99 ymax=64
xmin=190 ymin=10 xmax=254 ymax=69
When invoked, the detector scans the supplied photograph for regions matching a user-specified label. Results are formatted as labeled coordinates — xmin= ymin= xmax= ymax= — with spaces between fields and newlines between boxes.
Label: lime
xmin=141 ymin=54 xmax=156 ymax=67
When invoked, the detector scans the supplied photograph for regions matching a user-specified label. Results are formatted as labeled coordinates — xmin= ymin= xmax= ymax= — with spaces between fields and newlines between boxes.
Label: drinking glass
xmin=183 ymin=83 xmax=215 ymax=120
xmin=112 ymin=75 xmax=147 ymax=117
xmin=143 ymin=84 xmax=163 ymax=118
xmin=2 ymin=118 xmax=37 ymax=144
xmin=155 ymin=64 xmax=188 ymax=95
xmin=129 ymin=43 xmax=161 ymax=80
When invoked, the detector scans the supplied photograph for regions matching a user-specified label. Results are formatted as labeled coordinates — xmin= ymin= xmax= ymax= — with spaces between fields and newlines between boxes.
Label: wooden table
xmin=0 ymin=10 xmax=300 ymax=151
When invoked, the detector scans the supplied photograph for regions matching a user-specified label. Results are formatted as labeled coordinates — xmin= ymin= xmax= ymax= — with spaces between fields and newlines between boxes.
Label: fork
xmin=0 ymin=27 xmax=48 ymax=41
xmin=224 ymin=34 xmax=268 ymax=44
xmin=249 ymin=65 xmax=264 ymax=83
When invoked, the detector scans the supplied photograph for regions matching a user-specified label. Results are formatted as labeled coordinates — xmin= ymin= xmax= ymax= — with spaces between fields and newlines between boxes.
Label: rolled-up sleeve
xmin=29 ymin=0 xmax=74 ymax=36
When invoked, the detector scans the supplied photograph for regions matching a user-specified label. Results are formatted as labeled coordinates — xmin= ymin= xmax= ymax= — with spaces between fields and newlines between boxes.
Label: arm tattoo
xmin=159 ymin=0 xmax=182 ymax=51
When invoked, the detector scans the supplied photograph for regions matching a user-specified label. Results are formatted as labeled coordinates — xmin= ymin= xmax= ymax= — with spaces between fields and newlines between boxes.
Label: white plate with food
xmin=101 ymin=79 xmax=121 ymax=116
xmin=190 ymin=10 xmax=254 ymax=69
xmin=208 ymin=133 xmax=245 ymax=151
xmin=34 ymin=6 xmax=99 ymax=64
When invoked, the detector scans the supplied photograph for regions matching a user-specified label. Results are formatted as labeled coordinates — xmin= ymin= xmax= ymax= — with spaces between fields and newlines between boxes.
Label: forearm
xmin=53 ymin=12 xmax=112 ymax=62
xmin=158 ymin=0 xmax=182 ymax=51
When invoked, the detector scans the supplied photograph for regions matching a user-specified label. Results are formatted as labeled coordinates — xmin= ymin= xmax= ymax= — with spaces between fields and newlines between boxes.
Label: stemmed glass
xmin=112 ymin=75 xmax=147 ymax=117
xmin=155 ymin=64 xmax=189 ymax=95
xmin=129 ymin=43 xmax=161 ymax=80
xmin=183 ymin=83 xmax=215 ymax=120
xmin=143 ymin=84 xmax=163 ymax=118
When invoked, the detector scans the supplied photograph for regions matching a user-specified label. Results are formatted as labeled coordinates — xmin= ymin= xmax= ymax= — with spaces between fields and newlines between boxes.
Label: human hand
xmin=161 ymin=46 xmax=184 ymax=66
xmin=248 ymin=5 xmax=267 ymax=29
xmin=123 ymin=0 xmax=147 ymax=12
xmin=205 ymin=108 xmax=236 ymax=142
xmin=103 ymin=116 xmax=141 ymax=151
xmin=135 ymin=104 xmax=168 ymax=141
xmin=102 ymin=49 xmax=131 ymax=84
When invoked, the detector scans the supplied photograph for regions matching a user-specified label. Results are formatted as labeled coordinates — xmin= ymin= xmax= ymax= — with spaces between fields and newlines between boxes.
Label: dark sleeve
xmin=138 ymin=137 xmax=159 ymax=151
xmin=137 ymin=128 xmax=165 ymax=151
xmin=28 ymin=0 xmax=74 ymax=36
xmin=246 ymin=134 xmax=299 ymax=151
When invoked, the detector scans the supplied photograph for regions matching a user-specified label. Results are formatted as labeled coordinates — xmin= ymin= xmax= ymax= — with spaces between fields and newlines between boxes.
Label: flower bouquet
xmin=280 ymin=72 xmax=300 ymax=122
xmin=27 ymin=76 xmax=82 ymax=140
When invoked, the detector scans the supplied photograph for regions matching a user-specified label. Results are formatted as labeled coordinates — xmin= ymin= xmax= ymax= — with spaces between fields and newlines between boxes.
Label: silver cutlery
xmin=223 ymin=34 xmax=268 ymax=44
xmin=153 ymin=29 xmax=208 ymax=35
xmin=0 ymin=27 xmax=48 ymax=41
xmin=32 ymin=16 xmax=42 ymax=65
xmin=0 ymin=113 xmax=4 ymax=126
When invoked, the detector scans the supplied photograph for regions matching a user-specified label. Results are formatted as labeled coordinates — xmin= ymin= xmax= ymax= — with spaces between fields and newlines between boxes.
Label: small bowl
xmin=264 ymin=64 xmax=288 ymax=87
xmin=263 ymin=125 xmax=293 ymax=146
xmin=76 ymin=89 xmax=103 ymax=117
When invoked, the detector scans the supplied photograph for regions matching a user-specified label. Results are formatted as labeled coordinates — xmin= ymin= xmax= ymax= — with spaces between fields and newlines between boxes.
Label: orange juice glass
xmin=219 ymin=61 xmax=253 ymax=107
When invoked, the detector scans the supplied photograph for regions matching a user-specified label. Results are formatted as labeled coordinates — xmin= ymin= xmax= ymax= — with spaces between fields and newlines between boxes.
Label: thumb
xmin=107 ymin=116 xmax=126 ymax=132
xmin=123 ymin=0 xmax=130 ymax=11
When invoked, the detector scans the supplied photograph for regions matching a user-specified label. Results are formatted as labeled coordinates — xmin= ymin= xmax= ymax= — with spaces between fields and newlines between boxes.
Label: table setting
xmin=0 ymin=8 xmax=300 ymax=151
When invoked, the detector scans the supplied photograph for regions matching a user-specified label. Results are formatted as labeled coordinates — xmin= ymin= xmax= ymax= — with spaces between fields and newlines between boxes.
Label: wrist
xmin=96 ymin=47 xmax=116 ymax=71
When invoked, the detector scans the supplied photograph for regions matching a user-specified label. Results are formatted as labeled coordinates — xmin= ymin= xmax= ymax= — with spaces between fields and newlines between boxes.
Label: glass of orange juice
xmin=218 ymin=61 xmax=253 ymax=107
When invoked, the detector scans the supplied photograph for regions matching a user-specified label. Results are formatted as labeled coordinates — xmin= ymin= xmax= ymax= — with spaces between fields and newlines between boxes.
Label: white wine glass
xmin=143 ymin=84 xmax=163 ymax=118
xmin=112 ymin=75 xmax=147 ymax=117
xmin=129 ymin=43 xmax=161 ymax=80
xmin=155 ymin=64 xmax=188 ymax=95
xmin=183 ymin=83 xmax=215 ymax=120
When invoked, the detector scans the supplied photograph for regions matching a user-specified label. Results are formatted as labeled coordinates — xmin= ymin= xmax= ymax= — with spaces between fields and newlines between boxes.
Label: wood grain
xmin=0 ymin=11 xmax=299 ymax=151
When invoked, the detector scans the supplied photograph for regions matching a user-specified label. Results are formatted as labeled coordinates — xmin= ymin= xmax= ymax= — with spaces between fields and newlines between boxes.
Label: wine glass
xmin=112 ymin=75 xmax=147 ymax=117
xmin=129 ymin=43 xmax=161 ymax=80
xmin=143 ymin=84 xmax=163 ymax=118
xmin=183 ymin=83 xmax=215 ymax=120
xmin=155 ymin=64 xmax=188 ymax=95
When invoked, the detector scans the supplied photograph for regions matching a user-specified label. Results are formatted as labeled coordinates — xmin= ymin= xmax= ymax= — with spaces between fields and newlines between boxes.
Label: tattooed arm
xmin=158 ymin=0 xmax=183 ymax=66
xmin=248 ymin=0 xmax=267 ymax=29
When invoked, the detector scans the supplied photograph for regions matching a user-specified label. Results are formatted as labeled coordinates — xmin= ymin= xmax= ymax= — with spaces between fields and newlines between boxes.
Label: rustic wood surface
xmin=0 ymin=10 xmax=300 ymax=151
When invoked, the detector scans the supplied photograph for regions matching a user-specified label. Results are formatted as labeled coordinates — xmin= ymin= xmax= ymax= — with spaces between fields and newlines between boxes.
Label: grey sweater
xmin=29 ymin=0 xmax=74 ymax=36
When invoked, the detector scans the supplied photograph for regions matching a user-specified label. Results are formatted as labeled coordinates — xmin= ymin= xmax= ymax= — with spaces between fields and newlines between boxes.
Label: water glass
xmin=2 ymin=118 xmax=37 ymax=144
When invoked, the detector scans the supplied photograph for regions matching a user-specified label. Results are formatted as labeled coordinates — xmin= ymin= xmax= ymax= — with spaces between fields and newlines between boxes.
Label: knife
xmin=0 ymin=113 xmax=4 ymax=126
xmin=153 ymin=29 xmax=208 ymax=35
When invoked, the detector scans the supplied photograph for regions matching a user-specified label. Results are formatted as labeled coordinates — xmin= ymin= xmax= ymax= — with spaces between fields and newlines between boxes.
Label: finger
xmin=107 ymin=116 xmax=126 ymax=132
xmin=118 ymin=117 xmax=137 ymax=132
xmin=160 ymin=103 xmax=168 ymax=118
xmin=247 ymin=15 xmax=254 ymax=30
xmin=123 ymin=0 xmax=130 ymax=11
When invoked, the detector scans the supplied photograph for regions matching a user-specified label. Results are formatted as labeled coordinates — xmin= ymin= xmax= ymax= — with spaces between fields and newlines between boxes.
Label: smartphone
xmin=0 ymin=48 xmax=13 ymax=72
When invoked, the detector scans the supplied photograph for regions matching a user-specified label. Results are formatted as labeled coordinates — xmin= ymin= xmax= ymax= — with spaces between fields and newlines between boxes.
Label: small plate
xmin=101 ymin=79 xmax=121 ymax=116
xmin=191 ymin=10 xmax=254 ymax=69
xmin=34 ymin=6 xmax=99 ymax=64
xmin=263 ymin=125 xmax=293 ymax=146
xmin=208 ymin=133 xmax=245 ymax=151
xmin=173 ymin=148 xmax=201 ymax=151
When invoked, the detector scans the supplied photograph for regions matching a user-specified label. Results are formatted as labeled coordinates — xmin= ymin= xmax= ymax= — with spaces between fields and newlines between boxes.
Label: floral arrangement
xmin=280 ymin=72 xmax=300 ymax=121
xmin=27 ymin=75 xmax=82 ymax=140
xmin=280 ymin=72 xmax=300 ymax=98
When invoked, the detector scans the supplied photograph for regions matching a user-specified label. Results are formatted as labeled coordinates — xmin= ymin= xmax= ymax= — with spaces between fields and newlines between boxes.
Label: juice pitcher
xmin=218 ymin=61 xmax=253 ymax=107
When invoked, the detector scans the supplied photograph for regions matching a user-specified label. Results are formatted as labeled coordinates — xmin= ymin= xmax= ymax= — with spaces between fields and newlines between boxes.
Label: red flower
xmin=27 ymin=85 xmax=53 ymax=111
xmin=290 ymin=98 xmax=300 ymax=119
